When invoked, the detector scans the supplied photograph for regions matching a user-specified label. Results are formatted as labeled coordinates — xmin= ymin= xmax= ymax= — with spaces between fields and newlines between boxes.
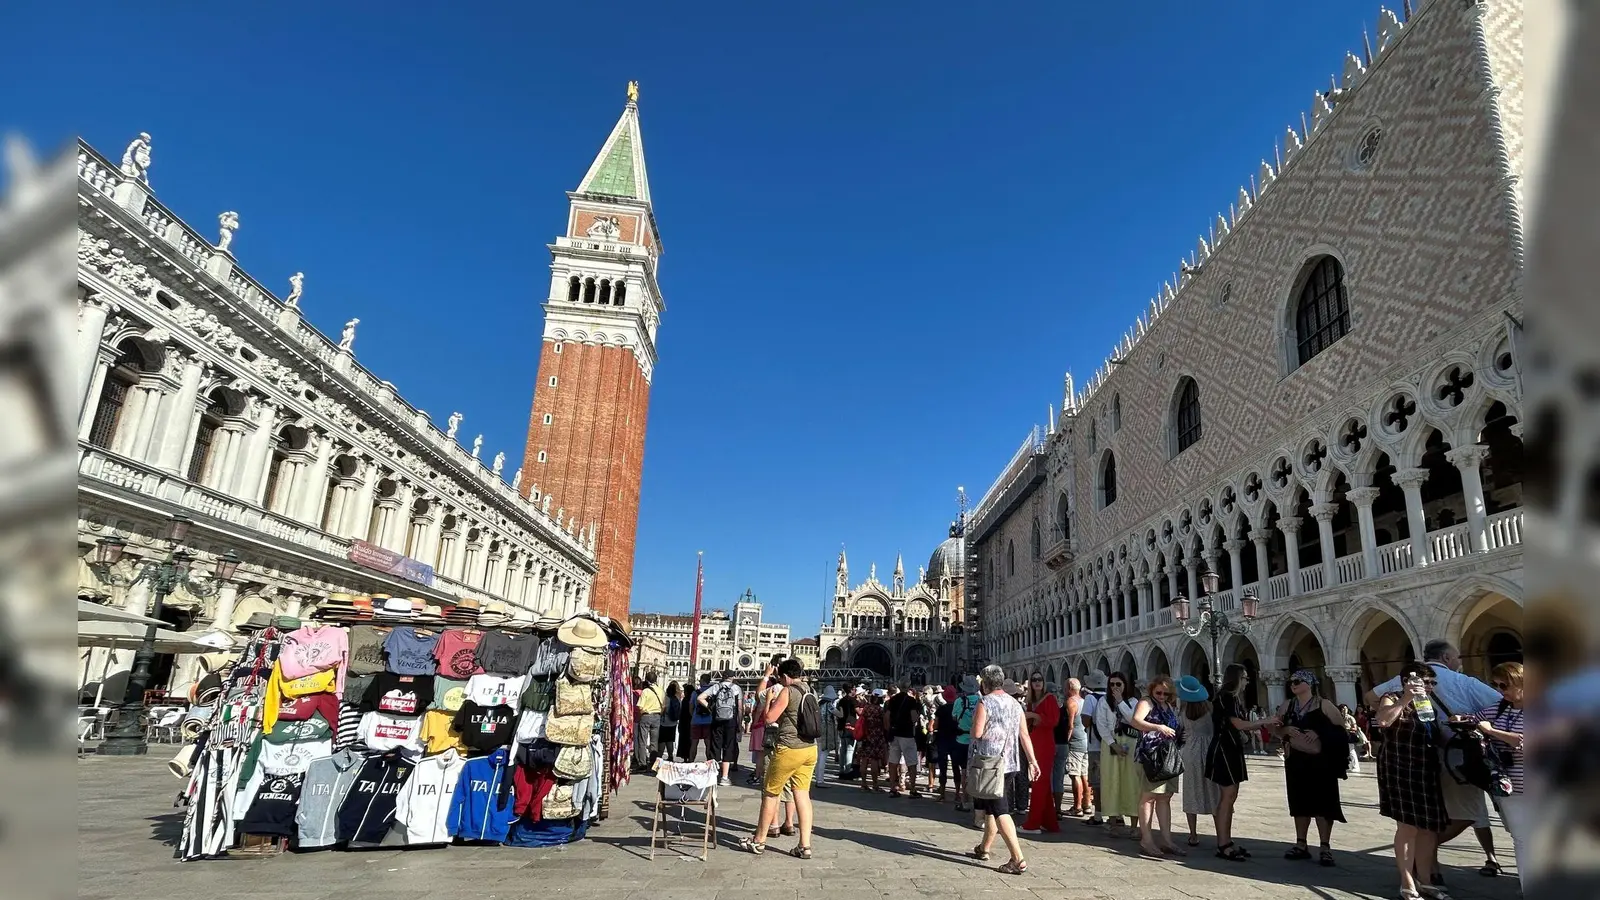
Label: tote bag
xmin=555 ymin=680 xmax=594 ymax=717
xmin=967 ymin=752 xmax=1006 ymax=800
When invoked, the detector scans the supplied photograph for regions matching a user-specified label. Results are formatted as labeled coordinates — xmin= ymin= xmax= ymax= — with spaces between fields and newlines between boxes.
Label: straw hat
xmin=533 ymin=614 xmax=563 ymax=632
xmin=556 ymin=616 xmax=608 ymax=649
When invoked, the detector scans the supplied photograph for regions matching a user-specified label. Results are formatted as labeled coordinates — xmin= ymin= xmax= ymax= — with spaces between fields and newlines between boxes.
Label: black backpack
xmin=1440 ymin=699 xmax=1513 ymax=796
xmin=795 ymin=690 xmax=823 ymax=742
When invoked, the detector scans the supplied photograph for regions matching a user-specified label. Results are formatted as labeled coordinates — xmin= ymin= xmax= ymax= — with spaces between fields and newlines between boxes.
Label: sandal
xmin=1285 ymin=845 xmax=1312 ymax=860
xmin=1187 ymin=836 xmax=1201 ymax=847
xmin=1161 ymin=845 xmax=1188 ymax=857
xmin=1419 ymin=887 xmax=1452 ymax=900
xmin=997 ymin=859 xmax=1028 ymax=875
xmin=1215 ymin=842 xmax=1248 ymax=862
xmin=1320 ymin=847 xmax=1335 ymax=867
xmin=789 ymin=845 xmax=813 ymax=860
xmin=969 ymin=844 xmax=991 ymax=861
xmin=779 ymin=824 xmax=795 ymax=837
xmin=1479 ymin=860 xmax=1502 ymax=877
xmin=738 ymin=837 xmax=766 ymax=855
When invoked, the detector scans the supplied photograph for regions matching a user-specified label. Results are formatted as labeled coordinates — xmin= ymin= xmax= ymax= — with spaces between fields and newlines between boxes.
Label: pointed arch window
xmin=613 ymin=282 xmax=626 ymax=307
xmin=1006 ymin=540 xmax=1017 ymax=576
xmin=1099 ymin=451 xmax=1118 ymax=508
xmin=1174 ymin=377 xmax=1203 ymax=455
xmin=1294 ymin=255 xmax=1351 ymax=366
xmin=1031 ymin=518 xmax=1042 ymax=559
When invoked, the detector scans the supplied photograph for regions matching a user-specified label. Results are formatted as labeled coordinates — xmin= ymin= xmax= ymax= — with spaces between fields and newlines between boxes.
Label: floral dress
xmin=858 ymin=701 xmax=888 ymax=767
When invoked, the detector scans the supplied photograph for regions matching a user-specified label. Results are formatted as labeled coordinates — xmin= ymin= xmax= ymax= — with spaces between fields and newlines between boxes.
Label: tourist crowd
xmin=627 ymin=639 xmax=1523 ymax=899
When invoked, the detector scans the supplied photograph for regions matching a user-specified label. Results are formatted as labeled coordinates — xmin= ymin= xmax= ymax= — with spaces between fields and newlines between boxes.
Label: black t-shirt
xmin=886 ymin=693 xmax=919 ymax=738
xmin=239 ymin=772 xmax=304 ymax=836
xmin=362 ymin=673 xmax=434 ymax=718
xmin=475 ymin=633 xmax=538 ymax=676
xmin=1053 ymin=699 xmax=1073 ymax=744
xmin=934 ymin=699 xmax=957 ymax=740
xmin=839 ymin=695 xmax=858 ymax=726
xmin=1213 ymin=693 xmax=1246 ymax=749
xmin=452 ymin=701 xmax=517 ymax=753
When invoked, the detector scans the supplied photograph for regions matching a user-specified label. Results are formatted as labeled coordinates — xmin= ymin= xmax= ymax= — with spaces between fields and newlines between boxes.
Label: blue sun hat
xmin=1176 ymin=675 xmax=1210 ymax=703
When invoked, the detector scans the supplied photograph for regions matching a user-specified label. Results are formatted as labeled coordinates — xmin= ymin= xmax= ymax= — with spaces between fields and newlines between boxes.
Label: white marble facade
xmin=75 ymin=137 xmax=597 ymax=696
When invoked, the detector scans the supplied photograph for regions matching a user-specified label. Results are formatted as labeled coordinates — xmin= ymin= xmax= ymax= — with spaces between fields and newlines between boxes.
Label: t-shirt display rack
xmin=174 ymin=599 xmax=635 ymax=861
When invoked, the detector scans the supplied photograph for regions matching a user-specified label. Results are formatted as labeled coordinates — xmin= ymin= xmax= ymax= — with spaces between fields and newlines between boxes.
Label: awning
xmin=76 ymin=620 xmax=235 ymax=654
xmin=77 ymin=599 xmax=166 ymax=628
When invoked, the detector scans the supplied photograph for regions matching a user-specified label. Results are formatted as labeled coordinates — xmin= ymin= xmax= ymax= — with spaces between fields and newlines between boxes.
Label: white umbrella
xmin=77 ymin=620 xmax=216 ymax=654
xmin=77 ymin=599 xmax=165 ymax=628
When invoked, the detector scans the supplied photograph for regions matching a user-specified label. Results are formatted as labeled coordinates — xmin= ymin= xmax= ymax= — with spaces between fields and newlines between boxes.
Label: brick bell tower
xmin=521 ymin=82 xmax=663 ymax=622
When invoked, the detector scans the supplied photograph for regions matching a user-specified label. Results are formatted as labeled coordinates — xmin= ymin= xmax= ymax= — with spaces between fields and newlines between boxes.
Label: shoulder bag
xmin=555 ymin=679 xmax=594 ymax=717
xmin=967 ymin=752 xmax=1006 ymax=800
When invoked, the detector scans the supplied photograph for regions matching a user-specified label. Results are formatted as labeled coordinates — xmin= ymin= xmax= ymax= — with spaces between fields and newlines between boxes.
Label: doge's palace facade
xmin=75 ymin=136 xmax=597 ymax=695
xmin=969 ymin=0 xmax=1525 ymax=713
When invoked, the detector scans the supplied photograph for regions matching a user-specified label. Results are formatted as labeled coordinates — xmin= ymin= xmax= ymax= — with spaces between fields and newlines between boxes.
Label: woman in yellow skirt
xmin=1092 ymin=672 xmax=1144 ymax=837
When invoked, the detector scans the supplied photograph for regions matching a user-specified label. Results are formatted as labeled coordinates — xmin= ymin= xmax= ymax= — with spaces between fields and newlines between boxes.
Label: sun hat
xmin=959 ymin=674 xmax=979 ymax=694
xmin=455 ymin=598 xmax=482 ymax=610
xmin=1084 ymin=671 xmax=1108 ymax=691
xmin=533 ymin=614 xmax=563 ymax=632
xmin=1176 ymin=675 xmax=1209 ymax=703
xmin=379 ymin=597 xmax=413 ymax=617
xmin=556 ymin=615 xmax=609 ymax=649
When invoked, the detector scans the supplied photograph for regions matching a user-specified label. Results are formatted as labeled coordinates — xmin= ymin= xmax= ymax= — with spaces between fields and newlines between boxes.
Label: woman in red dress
xmin=1020 ymin=673 xmax=1061 ymax=832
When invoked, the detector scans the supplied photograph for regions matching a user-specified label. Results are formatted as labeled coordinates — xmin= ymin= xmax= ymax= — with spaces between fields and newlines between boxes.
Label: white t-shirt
xmin=1079 ymin=692 xmax=1103 ymax=751
xmin=358 ymin=711 xmax=423 ymax=753
xmin=393 ymin=749 xmax=466 ymax=845
xmin=465 ymin=673 xmax=527 ymax=708
xmin=258 ymin=737 xmax=333 ymax=775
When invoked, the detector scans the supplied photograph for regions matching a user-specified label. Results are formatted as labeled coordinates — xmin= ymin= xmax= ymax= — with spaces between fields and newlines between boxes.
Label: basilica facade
xmin=965 ymin=0 xmax=1525 ymax=714
xmin=818 ymin=526 xmax=969 ymax=686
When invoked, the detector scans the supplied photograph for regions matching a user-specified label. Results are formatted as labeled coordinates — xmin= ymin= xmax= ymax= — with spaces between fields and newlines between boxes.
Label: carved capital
xmin=1324 ymin=665 xmax=1362 ymax=684
xmin=1249 ymin=529 xmax=1272 ymax=545
xmin=1391 ymin=467 xmax=1430 ymax=490
xmin=1277 ymin=516 xmax=1304 ymax=535
xmin=1309 ymin=503 xmax=1339 ymax=522
xmin=1445 ymin=444 xmax=1490 ymax=469
xmin=1345 ymin=487 xmax=1381 ymax=507
xmin=1259 ymin=670 xmax=1288 ymax=686
xmin=1224 ymin=539 xmax=1247 ymax=553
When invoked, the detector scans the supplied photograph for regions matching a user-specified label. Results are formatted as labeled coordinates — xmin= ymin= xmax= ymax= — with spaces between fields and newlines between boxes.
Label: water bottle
xmin=1412 ymin=694 xmax=1436 ymax=724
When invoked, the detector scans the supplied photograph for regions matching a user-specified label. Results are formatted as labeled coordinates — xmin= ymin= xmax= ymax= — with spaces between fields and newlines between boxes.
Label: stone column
xmin=388 ymin=482 xmax=415 ymax=552
xmin=1346 ymin=487 xmax=1381 ymax=580
xmin=79 ymin=348 xmax=116 ymax=442
xmin=533 ymin=569 xmax=550 ymax=612
xmin=371 ymin=500 xmax=399 ymax=551
xmin=1121 ymin=582 xmax=1135 ymax=622
xmin=281 ymin=593 xmax=305 ymax=620
xmin=203 ymin=421 xmax=249 ymax=492
xmin=1310 ymin=502 xmax=1339 ymax=587
xmin=1224 ymin=539 xmax=1246 ymax=594
xmin=341 ymin=461 xmax=378 ymax=540
xmin=239 ymin=402 xmax=279 ymax=504
xmin=1250 ymin=529 xmax=1272 ymax=590
xmin=438 ymin=529 xmax=462 ymax=580
xmin=216 ymin=418 xmax=252 ymax=496
xmin=153 ymin=358 xmax=204 ymax=472
xmin=417 ymin=507 xmax=444 ymax=568
xmin=1185 ymin=559 xmax=1200 ymax=605
xmin=296 ymin=435 xmax=335 ymax=526
xmin=1391 ymin=468 xmax=1432 ymax=567
xmin=1260 ymin=670 xmax=1289 ymax=711
xmin=1137 ymin=578 xmax=1152 ymax=619
xmin=78 ymin=297 xmax=114 ymax=417
xmin=1279 ymin=517 xmax=1304 ymax=596
xmin=1446 ymin=445 xmax=1491 ymax=552
xmin=112 ymin=378 xmax=159 ymax=459
xmin=484 ymin=552 xmax=506 ymax=599
xmin=1326 ymin=666 xmax=1362 ymax=709
xmin=1165 ymin=566 xmax=1179 ymax=604
xmin=211 ymin=581 xmax=241 ymax=633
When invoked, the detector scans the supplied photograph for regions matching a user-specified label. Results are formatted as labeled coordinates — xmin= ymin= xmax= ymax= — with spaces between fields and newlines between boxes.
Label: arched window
xmin=1111 ymin=394 xmax=1122 ymax=432
xmin=1174 ymin=377 xmax=1203 ymax=455
xmin=583 ymin=278 xmax=597 ymax=303
xmin=1099 ymin=452 xmax=1118 ymax=508
xmin=1055 ymin=492 xmax=1071 ymax=542
xmin=598 ymin=280 xmax=612 ymax=305
xmin=1294 ymin=255 xmax=1351 ymax=366
xmin=1006 ymin=540 xmax=1016 ymax=576
xmin=87 ymin=345 xmax=144 ymax=450
xmin=1031 ymin=518 xmax=1041 ymax=559
xmin=262 ymin=428 xmax=294 ymax=511
xmin=187 ymin=393 xmax=228 ymax=483
xmin=567 ymin=276 xmax=581 ymax=303
xmin=613 ymin=282 xmax=626 ymax=307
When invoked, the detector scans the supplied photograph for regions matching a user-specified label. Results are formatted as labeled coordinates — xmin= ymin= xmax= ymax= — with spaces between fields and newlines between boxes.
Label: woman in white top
xmin=967 ymin=665 xmax=1040 ymax=876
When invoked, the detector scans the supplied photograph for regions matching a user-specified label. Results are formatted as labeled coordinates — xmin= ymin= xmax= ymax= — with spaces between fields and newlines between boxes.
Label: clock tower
xmin=520 ymin=84 xmax=664 ymax=621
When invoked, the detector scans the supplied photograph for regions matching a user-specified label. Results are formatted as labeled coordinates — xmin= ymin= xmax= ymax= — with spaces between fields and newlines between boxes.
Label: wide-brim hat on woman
xmin=556 ymin=615 xmax=608 ymax=649
xmin=959 ymin=674 xmax=979 ymax=694
xmin=1084 ymin=671 xmax=1108 ymax=691
xmin=1176 ymin=675 xmax=1209 ymax=703
xmin=1003 ymin=679 xmax=1023 ymax=696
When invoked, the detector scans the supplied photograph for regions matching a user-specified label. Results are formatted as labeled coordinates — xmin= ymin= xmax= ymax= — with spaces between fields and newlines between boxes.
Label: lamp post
xmin=1172 ymin=563 xmax=1258 ymax=687
xmin=91 ymin=514 xmax=240 ymax=756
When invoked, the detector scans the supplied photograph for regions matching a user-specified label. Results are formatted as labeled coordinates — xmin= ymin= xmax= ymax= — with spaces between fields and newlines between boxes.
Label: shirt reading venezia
xmin=383 ymin=627 xmax=442 ymax=676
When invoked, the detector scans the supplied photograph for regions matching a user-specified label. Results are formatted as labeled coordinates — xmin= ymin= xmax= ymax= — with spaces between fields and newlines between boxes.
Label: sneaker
xmin=718 ymin=777 xmax=732 ymax=787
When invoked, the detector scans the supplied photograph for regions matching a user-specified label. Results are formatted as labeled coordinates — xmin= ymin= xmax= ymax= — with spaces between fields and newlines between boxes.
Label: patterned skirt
xmin=1377 ymin=722 xmax=1446 ymax=832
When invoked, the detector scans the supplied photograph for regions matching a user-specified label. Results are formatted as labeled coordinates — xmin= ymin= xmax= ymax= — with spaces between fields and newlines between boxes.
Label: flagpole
xmin=690 ymin=551 xmax=704 ymax=682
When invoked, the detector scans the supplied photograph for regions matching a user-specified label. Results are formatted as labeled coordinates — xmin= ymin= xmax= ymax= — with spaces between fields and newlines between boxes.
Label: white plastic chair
xmin=77 ymin=716 xmax=96 ymax=758
xmin=148 ymin=707 xmax=183 ymax=743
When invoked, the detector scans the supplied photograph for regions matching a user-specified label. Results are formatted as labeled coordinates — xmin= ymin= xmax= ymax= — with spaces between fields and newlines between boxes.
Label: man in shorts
xmin=884 ymin=681 xmax=921 ymax=797
xmin=1078 ymin=670 xmax=1106 ymax=825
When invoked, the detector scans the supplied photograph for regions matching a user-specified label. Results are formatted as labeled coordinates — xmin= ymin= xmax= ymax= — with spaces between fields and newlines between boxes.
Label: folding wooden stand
xmin=649 ymin=765 xmax=717 ymax=861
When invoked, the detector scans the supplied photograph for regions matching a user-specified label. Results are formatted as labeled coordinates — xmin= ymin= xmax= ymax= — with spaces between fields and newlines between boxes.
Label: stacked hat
xmin=238 ymin=611 xmax=273 ymax=633
xmin=532 ymin=612 xmax=563 ymax=633
xmin=445 ymin=598 xmax=481 ymax=626
xmin=350 ymin=596 xmax=374 ymax=620
xmin=374 ymin=595 xmax=416 ymax=623
xmin=315 ymin=593 xmax=361 ymax=621
xmin=415 ymin=602 xmax=447 ymax=627
xmin=477 ymin=601 xmax=510 ymax=629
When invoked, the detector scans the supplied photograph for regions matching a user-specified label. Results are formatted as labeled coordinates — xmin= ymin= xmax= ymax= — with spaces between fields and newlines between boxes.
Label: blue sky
xmin=27 ymin=1 xmax=1383 ymax=633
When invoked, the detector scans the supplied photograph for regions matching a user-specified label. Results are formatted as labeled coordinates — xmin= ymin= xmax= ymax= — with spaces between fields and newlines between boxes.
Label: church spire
xmin=893 ymin=553 xmax=905 ymax=594
xmin=576 ymin=83 xmax=652 ymax=203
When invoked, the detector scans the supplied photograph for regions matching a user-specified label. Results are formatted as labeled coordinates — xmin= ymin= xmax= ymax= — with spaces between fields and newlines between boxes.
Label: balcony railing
xmin=1042 ymin=532 xmax=1073 ymax=570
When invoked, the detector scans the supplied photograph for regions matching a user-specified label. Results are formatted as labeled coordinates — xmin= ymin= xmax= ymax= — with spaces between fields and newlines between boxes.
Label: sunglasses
xmin=1424 ymin=679 xmax=1438 ymax=686
xmin=1108 ymin=682 xmax=1124 ymax=688
xmin=1490 ymin=681 xmax=1510 ymax=690
xmin=1288 ymin=679 xmax=1305 ymax=686
xmin=1152 ymin=691 xmax=1171 ymax=699
xmin=1030 ymin=678 xmax=1043 ymax=683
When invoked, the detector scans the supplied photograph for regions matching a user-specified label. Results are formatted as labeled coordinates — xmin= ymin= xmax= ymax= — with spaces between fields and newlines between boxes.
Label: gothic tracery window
xmin=1294 ymin=255 xmax=1351 ymax=366
xmin=1174 ymin=377 xmax=1202 ymax=454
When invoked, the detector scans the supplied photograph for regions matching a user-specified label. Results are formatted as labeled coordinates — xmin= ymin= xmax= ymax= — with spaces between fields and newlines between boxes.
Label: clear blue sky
xmin=24 ymin=1 xmax=1382 ymax=633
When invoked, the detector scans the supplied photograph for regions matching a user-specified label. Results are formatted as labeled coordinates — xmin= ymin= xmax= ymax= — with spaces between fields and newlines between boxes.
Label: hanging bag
xmin=565 ymin=647 xmax=606 ymax=684
xmin=541 ymin=783 xmax=576 ymax=820
xmin=554 ymin=744 xmax=594 ymax=781
xmin=555 ymin=680 xmax=594 ymax=717
xmin=544 ymin=712 xmax=594 ymax=747
xmin=967 ymin=752 xmax=1006 ymax=800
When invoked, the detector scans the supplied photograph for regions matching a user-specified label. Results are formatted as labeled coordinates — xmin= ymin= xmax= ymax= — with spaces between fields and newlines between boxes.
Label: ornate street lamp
xmin=1173 ymin=563 xmax=1256 ymax=687
xmin=90 ymin=514 xmax=240 ymax=756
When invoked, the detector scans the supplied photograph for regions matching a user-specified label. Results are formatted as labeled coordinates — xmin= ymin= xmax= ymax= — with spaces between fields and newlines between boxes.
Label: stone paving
xmin=77 ymin=752 xmax=1525 ymax=900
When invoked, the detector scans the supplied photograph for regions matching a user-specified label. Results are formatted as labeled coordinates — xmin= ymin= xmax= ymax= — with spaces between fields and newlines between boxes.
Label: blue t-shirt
xmin=690 ymin=686 xmax=713 ymax=726
xmin=383 ymin=627 xmax=441 ymax=676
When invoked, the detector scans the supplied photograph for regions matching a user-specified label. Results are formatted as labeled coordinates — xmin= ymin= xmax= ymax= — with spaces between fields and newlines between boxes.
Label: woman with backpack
xmin=739 ymin=658 xmax=820 ymax=860
xmin=1273 ymin=670 xmax=1347 ymax=866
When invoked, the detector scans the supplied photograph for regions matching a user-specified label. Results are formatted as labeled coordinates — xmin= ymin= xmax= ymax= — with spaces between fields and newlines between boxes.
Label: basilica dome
xmin=926 ymin=525 xmax=966 ymax=585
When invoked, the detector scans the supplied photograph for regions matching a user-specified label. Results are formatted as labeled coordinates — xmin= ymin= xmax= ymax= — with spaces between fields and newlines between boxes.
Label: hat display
xmin=533 ymin=614 xmax=563 ymax=632
xmin=556 ymin=616 xmax=608 ymax=649
xmin=272 ymin=615 xmax=302 ymax=631
xmin=1176 ymin=675 xmax=1209 ymax=703
xmin=1084 ymin=671 xmax=1108 ymax=691
xmin=376 ymin=597 xmax=414 ymax=619
xmin=238 ymin=611 xmax=273 ymax=632
xmin=444 ymin=599 xmax=480 ymax=626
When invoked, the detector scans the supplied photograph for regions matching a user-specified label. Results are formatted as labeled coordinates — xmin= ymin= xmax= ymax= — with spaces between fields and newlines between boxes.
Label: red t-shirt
xmin=433 ymin=629 xmax=485 ymax=679
xmin=273 ymin=691 xmax=338 ymax=724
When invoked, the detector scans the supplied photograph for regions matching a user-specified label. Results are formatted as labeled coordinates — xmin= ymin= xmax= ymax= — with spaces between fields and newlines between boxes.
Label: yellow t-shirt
xmin=263 ymin=663 xmax=339 ymax=731
xmin=420 ymin=710 xmax=468 ymax=755
xmin=637 ymin=684 xmax=665 ymax=715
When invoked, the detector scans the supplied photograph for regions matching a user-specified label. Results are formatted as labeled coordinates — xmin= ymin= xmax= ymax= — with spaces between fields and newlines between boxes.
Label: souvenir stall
xmin=173 ymin=594 xmax=632 ymax=859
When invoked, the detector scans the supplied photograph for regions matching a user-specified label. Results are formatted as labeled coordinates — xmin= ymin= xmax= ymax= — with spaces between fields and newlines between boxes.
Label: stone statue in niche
xmin=492 ymin=452 xmax=505 ymax=476
xmin=120 ymin=132 xmax=152 ymax=185
xmin=216 ymin=211 xmax=240 ymax=252
xmin=446 ymin=411 xmax=462 ymax=439
xmin=512 ymin=468 xmax=523 ymax=490
xmin=285 ymin=272 xmax=304 ymax=308
xmin=471 ymin=435 xmax=483 ymax=458
xmin=585 ymin=215 xmax=620 ymax=240
xmin=338 ymin=317 xmax=359 ymax=352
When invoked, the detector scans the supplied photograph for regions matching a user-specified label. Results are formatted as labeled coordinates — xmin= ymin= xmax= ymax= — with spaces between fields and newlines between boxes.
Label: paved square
xmin=78 ymin=754 xmax=1523 ymax=900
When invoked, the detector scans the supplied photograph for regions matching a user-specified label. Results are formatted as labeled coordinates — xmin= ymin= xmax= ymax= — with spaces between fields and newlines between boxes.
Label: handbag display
xmin=554 ymin=744 xmax=594 ymax=781
xmin=544 ymin=712 xmax=594 ymax=747
xmin=967 ymin=752 xmax=1006 ymax=800
xmin=566 ymin=647 xmax=606 ymax=684
xmin=555 ymin=679 xmax=594 ymax=717
xmin=541 ymin=783 xmax=576 ymax=820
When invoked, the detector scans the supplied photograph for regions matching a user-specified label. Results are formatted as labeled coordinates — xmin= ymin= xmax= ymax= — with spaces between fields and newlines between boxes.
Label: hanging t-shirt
xmin=393 ymin=749 xmax=467 ymax=844
xmin=297 ymin=749 xmax=364 ymax=848
xmin=278 ymin=626 xmax=348 ymax=692
xmin=358 ymin=711 xmax=423 ymax=753
xmin=433 ymin=629 xmax=485 ymax=678
xmin=264 ymin=715 xmax=333 ymax=745
xmin=475 ymin=632 xmax=538 ymax=676
xmin=431 ymin=677 xmax=469 ymax=713
xmin=239 ymin=772 xmax=305 ymax=837
xmin=272 ymin=691 xmax=338 ymax=725
xmin=383 ymin=627 xmax=442 ymax=676
xmin=420 ymin=709 xmax=470 ymax=755
xmin=337 ymin=752 xmax=416 ymax=844
xmin=452 ymin=701 xmax=517 ymax=753
xmin=465 ymin=673 xmax=528 ymax=708
xmin=257 ymin=736 xmax=332 ymax=775
xmin=363 ymin=673 xmax=434 ymax=717
xmin=344 ymin=673 xmax=376 ymax=705
xmin=346 ymin=625 xmax=390 ymax=676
